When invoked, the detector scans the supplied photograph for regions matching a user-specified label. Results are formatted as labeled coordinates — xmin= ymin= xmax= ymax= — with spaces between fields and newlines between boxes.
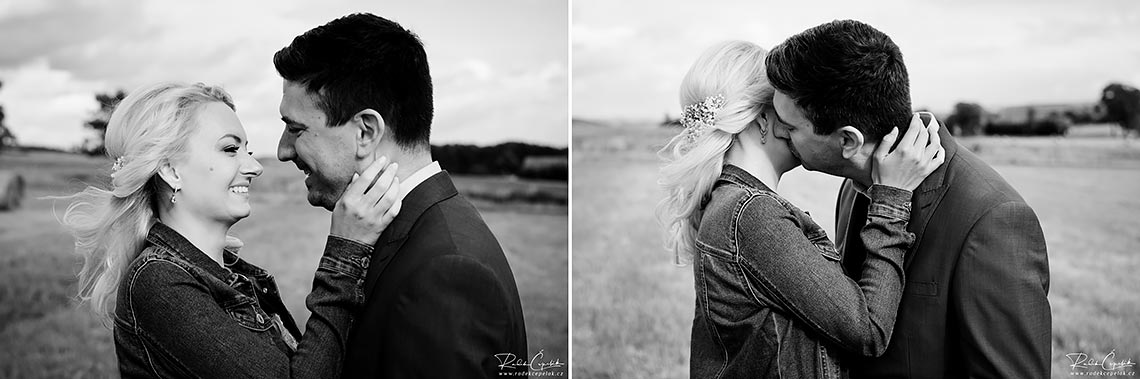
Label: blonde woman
xmin=58 ymin=82 xmax=400 ymax=378
xmin=658 ymin=41 xmax=944 ymax=377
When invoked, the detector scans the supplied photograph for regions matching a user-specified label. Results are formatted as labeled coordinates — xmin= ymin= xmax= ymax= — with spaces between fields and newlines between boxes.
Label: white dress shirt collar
xmin=396 ymin=161 xmax=442 ymax=204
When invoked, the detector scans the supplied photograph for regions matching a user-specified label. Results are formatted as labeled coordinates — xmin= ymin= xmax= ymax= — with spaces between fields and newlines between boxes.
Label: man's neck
xmin=365 ymin=147 xmax=433 ymax=183
xmin=393 ymin=153 xmax=432 ymax=183
xmin=851 ymin=166 xmax=873 ymax=189
xmin=840 ymin=148 xmax=874 ymax=188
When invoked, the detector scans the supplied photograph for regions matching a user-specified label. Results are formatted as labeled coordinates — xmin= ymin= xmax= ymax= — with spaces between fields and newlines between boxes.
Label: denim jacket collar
xmin=719 ymin=164 xmax=775 ymax=194
xmin=145 ymin=222 xmax=261 ymax=283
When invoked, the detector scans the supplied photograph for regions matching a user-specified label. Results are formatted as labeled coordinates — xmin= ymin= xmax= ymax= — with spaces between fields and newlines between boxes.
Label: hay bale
xmin=0 ymin=171 xmax=25 ymax=211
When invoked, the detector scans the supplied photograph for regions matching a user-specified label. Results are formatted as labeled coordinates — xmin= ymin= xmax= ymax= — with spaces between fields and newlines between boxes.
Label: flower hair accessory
xmin=110 ymin=156 xmax=126 ymax=177
xmin=681 ymin=94 xmax=726 ymax=143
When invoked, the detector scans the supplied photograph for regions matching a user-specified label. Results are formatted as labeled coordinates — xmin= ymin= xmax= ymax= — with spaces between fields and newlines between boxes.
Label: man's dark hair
xmin=274 ymin=13 xmax=433 ymax=149
xmin=766 ymin=19 xmax=910 ymax=141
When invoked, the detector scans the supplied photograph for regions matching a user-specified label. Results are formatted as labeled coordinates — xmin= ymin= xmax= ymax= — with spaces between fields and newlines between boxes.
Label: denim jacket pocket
xmin=817 ymin=344 xmax=844 ymax=379
xmin=695 ymin=238 xmax=736 ymax=261
xmin=222 ymin=296 xmax=273 ymax=332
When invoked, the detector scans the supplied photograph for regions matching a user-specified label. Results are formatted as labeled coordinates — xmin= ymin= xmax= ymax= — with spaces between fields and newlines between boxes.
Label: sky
xmin=0 ymin=0 xmax=569 ymax=154
xmin=573 ymin=0 xmax=1140 ymax=121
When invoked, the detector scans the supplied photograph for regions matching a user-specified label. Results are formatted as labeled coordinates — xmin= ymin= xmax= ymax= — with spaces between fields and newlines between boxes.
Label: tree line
xmin=71 ymin=90 xmax=567 ymax=180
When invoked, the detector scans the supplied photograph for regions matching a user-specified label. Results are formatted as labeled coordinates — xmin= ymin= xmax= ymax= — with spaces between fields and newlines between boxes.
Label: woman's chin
xmin=228 ymin=206 xmax=252 ymax=222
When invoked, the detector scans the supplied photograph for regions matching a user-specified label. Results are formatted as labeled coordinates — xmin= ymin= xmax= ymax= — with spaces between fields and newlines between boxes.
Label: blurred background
xmin=572 ymin=1 xmax=1139 ymax=378
xmin=0 ymin=0 xmax=568 ymax=377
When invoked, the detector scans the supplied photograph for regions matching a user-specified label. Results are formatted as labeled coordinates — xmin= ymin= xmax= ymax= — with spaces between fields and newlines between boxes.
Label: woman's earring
xmin=171 ymin=188 xmax=180 ymax=204
xmin=760 ymin=124 xmax=769 ymax=144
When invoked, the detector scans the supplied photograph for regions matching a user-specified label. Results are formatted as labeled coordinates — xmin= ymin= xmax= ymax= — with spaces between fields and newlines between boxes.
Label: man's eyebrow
xmin=773 ymin=109 xmax=797 ymax=127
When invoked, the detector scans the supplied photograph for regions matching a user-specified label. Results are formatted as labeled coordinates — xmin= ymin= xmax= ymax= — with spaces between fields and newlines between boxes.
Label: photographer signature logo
xmin=495 ymin=349 xmax=566 ymax=377
xmin=1067 ymin=349 xmax=1136 ymax=376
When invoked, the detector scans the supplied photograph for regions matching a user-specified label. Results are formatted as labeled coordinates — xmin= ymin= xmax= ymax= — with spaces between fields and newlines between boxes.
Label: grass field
xmin=0 ymin=151 xmax=568 ymax=378
xmin=572 ymin=121 xmax=1140 ymax=379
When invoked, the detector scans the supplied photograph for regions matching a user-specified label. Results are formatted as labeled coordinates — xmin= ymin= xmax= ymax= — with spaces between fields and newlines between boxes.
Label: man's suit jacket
xmin=342 ymin=171 xmax=528 ymax=378
xmin=836 ymin=126 xmax=1051 ymax=378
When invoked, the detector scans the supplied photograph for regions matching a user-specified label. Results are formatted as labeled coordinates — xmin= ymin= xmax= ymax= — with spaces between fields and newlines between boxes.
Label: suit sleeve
xmin=382 ymin=254 xmax=514 ymax=378
xmin=950 ymin=201 xmax=1051 ymax=378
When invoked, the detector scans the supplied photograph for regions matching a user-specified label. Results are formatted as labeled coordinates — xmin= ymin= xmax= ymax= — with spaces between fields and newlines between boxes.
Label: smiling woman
xmin=0 ymin=2 xmax=572 ymax=378
xmin=50 ymin=81 xmax=403 ymax=378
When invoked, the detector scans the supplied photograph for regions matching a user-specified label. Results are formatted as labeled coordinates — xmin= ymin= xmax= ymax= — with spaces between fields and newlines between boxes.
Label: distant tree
xmin=1100 ymin=82 xmax=1140 ymax=138
xmin=431 ymin=142 xmax=567 ymax=178
xmin=946 ymin=102 xmax=986 ymax=136
xmin=81 ymin=89 xmax=127 ymax=155
xmin=0 ymin=80 xmax=17 ymax=151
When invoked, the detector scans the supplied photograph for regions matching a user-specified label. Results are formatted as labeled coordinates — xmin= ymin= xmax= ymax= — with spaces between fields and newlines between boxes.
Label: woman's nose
xmin=244 ymin=154 xmax=264 ymax=177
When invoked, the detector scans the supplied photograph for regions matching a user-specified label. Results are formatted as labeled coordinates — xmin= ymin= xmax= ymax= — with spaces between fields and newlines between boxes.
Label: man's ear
xmin=353 ymin=109 xmax=386 ymax=159
xmin=157 ymin=162 xmax=181 ymax=191
xmin=836 ymin=125 xmax=866 ymax=160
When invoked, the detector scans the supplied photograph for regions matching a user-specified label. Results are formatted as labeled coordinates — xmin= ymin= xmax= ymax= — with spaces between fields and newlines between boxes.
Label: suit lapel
xmin=900 ymin=126 xmax=957 ymax=271
xmin=838 ymin=126 xmax=959 ymax=273
xmin=837 ymin=181 xmax=869 ymax=279
xmin=361 ymin=171 xmax=460 ymax=298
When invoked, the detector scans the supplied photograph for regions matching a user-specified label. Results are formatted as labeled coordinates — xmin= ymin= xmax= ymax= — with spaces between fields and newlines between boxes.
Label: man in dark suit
xmin=273 ymin=13 xmax=528 ymax=377
xmin=766 ymin=20 xmax=1051 ymax=378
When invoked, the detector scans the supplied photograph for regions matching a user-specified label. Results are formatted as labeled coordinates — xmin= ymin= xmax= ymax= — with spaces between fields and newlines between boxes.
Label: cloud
xmin=572 ymin=0 xmax=1140 ymax=119
xmin=0 ymin=0 xmax=567 ymax=152
xmin=435 ymin=60 xmax=568 ymax=146
xmin=0 ymin=0 xmax=143 ymax=68
xmin=0 ymin=59 xmax=104 ymax=149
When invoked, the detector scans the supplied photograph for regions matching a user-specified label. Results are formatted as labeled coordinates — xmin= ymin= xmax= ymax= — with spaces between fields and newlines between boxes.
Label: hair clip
xmin=111 ymin=156 xmax=126 ymax=176
xmin=680 ymin=94 xmax=726 ymax=143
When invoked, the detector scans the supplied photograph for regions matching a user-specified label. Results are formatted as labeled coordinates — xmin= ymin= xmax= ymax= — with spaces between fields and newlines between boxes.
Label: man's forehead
xmin=773 ymin=91 xmax=809 ymax=127
xmin=280 ymin=82 xmax=324 ymax=121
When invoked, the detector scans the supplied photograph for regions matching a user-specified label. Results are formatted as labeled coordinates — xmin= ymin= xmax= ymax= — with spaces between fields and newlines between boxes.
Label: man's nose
xmin=277 ymin=131 xmax=295 ymax=162
xmin=772 ymin=123 xmax=790 ymax=139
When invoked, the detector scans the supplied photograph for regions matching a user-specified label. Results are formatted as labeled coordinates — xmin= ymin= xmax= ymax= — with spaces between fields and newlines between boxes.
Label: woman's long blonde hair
xmin=55 ymin=82 xmax=235 ymax=325
xmin=658 ymin=41 xmax=775 ymax=264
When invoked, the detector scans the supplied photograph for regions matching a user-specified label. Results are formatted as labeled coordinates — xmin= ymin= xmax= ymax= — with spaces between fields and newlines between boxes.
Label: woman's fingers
xmin=898 ymin=113 xmax=923 ymax=148
xmin=345 ymin=155 xmax=390 ymax=199
xmin=874 ymin=127 xmax=900 ymax=160
xmin=372 ymin=179 xmax=402 ymax=223
xmin=913 ymin=114 xmax=931 ymax=149
xmin=926 ymin=120 xmax=943 ymax=160
xmin=362 ymin=163 xmax=399 ymax=206
xmin=378 ymin=199 xmax=403 ymax=229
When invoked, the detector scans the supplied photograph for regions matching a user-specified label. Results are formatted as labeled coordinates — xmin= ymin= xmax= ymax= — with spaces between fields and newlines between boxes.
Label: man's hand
xmin=330 ymin=156 xmax=402 ymax=246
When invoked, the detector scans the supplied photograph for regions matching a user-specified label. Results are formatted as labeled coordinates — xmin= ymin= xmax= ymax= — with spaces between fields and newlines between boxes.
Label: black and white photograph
xmin=573 ymin=1 xmax=1138 ymax=378
xmin=4 ymin=0 xmax=1140 ymax=378
xmin=0 ymin=1 xmax=568 ymax=377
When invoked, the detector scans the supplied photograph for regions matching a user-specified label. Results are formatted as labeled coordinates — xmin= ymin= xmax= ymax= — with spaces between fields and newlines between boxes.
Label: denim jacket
xmin=690 ymin=165 xmax=915 ymax=379
xmin=114 ymin=222 xmax=371 ymax=378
